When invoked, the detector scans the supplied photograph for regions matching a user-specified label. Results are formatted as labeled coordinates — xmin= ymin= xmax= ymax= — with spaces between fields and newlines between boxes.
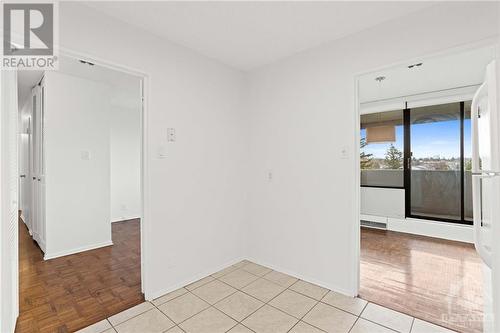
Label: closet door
xmin=39 ymin=81 xmax=46 ymax=250
xmin=31 ymin=83 xmax=46 ymax=251
xmin=30 ymin=87 xmax=39 ymax=244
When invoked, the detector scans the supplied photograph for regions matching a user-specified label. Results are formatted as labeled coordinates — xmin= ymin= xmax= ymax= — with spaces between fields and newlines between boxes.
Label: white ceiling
xmin=359 ymin=45 xmax=497 ymax=103
xmin=83 ymin=1 xmax=437 ymax=71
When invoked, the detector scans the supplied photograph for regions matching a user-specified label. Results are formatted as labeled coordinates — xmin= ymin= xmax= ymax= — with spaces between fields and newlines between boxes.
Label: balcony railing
xmin=361 ymin=169 xmax=473 ymax=220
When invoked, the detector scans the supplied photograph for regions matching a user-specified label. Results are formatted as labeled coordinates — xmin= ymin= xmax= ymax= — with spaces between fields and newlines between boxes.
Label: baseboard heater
xmin=360 ymin=220 xmax=387 ymax=230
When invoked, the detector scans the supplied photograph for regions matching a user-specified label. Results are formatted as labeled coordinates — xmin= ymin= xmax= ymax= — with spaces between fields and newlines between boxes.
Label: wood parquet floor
xmin=16 ymin=219 xmax=144 ymax=333
xmin=359 ymin=227 xmax=484 ymax=333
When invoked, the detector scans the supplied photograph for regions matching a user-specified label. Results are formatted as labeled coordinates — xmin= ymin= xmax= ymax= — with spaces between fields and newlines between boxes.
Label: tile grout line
xmin=361 ymin=298 xmax=443 ymax=332
xmin=213 ymin=264 xmax=306 ymax=330
xmin=359 ymin=302 xmax=415 ymax=333
xmin=359 ymin=315 xmax=405 ymax=333
xmin=347 ymin=316 xmax=361 ymax=333
xmin=101 ymin=261 xmax=425 ymax=333
xmin=108 ymin=306 xmax=157 ymax=329
xmin=151 ymin=288 xmax=189 ymax=307
xmin=347 ymin=300 xmax=370 ymax=333
xmin=223 ymin=267 xmax=329 ymax=333
xmin=108 ymin=264 xmax=327 ymax=332
xmin=150 ymin=297 xmax=185 ymax=329
xmin=160 ymin=291 xmax=216 ymax=327
xmin=214 ymin=264 xmax=355 ymax=333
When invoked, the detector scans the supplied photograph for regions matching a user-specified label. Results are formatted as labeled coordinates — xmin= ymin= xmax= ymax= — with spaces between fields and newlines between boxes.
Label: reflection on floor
xmin=360 ymin=227 xmax=483 ymax=333
xmin=78 ymin=260 xmax=453 ymax=333
xmin=16 ymin=219 xmax=143 ymax=333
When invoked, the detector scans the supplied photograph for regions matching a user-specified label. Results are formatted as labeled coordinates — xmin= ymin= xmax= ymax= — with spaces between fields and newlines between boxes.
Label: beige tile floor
xmin=77 ymin=260 xmax=456 ymax=333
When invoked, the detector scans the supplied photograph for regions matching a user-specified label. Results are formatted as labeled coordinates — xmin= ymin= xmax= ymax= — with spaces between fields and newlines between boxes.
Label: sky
xmin=361 ymin=119 xmax=472 ymax=159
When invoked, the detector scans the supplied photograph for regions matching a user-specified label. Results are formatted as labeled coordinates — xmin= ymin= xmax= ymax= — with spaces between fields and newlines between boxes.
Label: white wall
xmin=44 ymin=71 xmax=112 ymax=259
xmin=18 ymin=98 xmax=32 ymax=231
xmin=246 ymin=2 xmax=499 ymax=296
xmin=360 ymin=187 xmax=404 ymax=219
xmin=110 ymin=99 xmax=141 ymax=222
xmin=1 ymin=71 xmax=19 ymax=333
xmin=56 ymin=1 xmax=499 ymax=301
xmin=59 ymin=3 xmax=248 ymax=299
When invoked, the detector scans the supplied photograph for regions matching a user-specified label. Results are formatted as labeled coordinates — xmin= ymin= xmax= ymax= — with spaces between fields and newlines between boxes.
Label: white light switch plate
xmin=167 ymin=128 xmax=176 ymax=142
xmin=80 ymin=150 xmax=91 ymax=160
xmin=340 ymin=146 xmax=349 ymax=159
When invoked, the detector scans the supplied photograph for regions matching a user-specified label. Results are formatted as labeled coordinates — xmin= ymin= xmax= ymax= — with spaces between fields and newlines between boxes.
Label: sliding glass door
xmin=361 ymin=101 xmax=473 ymax=224
xmin=463 ymin=101 xmax=473 ymax=222
xmin=407 ymin=102 xmax=462 ymax=221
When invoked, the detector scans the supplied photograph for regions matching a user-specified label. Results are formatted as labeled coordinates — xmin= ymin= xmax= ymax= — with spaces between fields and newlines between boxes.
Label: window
xmin=360 ymin=110 xmax=404 ymax=188
xmin=463 ymin=101 xmax=472 ymax=222
xmin=409 ymin=102 xmax=461 ymax=220
xmin=360 ymin=101 xmax=473 ymax=225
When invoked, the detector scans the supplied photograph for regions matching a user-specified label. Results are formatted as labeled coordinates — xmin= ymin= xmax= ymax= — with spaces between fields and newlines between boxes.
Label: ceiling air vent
xmin=408 ymin=62 xmax=423 ymax=69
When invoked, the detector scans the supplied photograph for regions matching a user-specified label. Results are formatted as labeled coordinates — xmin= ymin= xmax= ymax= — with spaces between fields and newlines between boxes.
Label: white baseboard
xmin=361 ymin=214 xmax=473 ymax=243
xmin=44 ymin=240 xmax=113 ymax=260
xmin=360 ymin=214 xmax=388 ymax=224
xmin=387 ymin=217 xmax=473 ymax=243
xmin=38 ymin=239 xmax=46 ymax=253
xmin=111 ymin=215 xmax=141 ymax=223
xmin=147 ymin=256 xmax=245 ymax=301
xmin=245 ymin=257 xmax=356 ymax=297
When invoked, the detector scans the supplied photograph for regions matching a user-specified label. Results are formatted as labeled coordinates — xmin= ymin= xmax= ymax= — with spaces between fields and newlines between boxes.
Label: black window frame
xmin=361 ymin=101 xmax=473 ymax=225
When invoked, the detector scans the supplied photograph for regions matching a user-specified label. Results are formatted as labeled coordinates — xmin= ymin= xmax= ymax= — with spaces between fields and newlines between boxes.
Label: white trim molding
xmin=43 ymin=240 xmax=114 ymax=260
xmin=387 ymin=217 xmax=473 ymax=243
xmin=111 ymin=216 xmax=141 ymax=223
xmin=361 ymin=213 xmax=473 ymax=243
xmin=246 ymin=258 xmax=356 ymax=297
xmin=147 ymin=257 xmax=245 ymax=301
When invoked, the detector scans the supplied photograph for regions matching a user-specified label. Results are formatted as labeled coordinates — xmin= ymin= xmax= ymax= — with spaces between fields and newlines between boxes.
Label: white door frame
xmin=61 ymin=47 xmax=150 ymax=297
xmin=18 ymin=46 xmax=151 ymax=299
xmin=352 ymin=37 xmax=499 ymax=297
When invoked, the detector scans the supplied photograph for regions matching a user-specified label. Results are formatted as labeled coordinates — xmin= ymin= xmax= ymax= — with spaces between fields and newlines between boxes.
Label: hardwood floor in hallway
xmin=16 ymin=219 xmax=144 ymax=333
xmin=360 ymin=227 xmax=484 ymax=333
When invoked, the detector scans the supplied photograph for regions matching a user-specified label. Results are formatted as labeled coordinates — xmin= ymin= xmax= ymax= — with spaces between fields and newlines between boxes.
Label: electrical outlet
xmin=340 ymin=146 xmax=349 ymax=159
xmin=267 ymin=170 xmax=273 ymax=182
xmin=167 ymin=128 xmax=176 ymax=142
xmin=158 ymin=145 xmax=168 ymax=159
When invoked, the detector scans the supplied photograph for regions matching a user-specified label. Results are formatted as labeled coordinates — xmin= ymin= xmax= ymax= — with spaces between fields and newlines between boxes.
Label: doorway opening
xmin=355 ymin=43 xmax=497 ymax=333
xmin=361 ymin=102 xmax=473 ymax=224
xmin=16 ymin=54 xmax=147 ymax=332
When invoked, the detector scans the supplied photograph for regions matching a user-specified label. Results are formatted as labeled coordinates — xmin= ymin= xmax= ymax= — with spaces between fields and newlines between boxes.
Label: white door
xmin=19 ymin=109 xmax=31 ymax=232
xmin=31 ymin=86 xmax=39 ymax=245
xmin=31 ymin=83 xmax=45 ymax=251
xmin=493 ymin=56 xmax=500 ymax=333
xmin=0 ymin=69 xmax=19 ymax=333
xmin=471 ymin=60 xmax=500 ymax=333
xmin=39 ymin=81 xmax=46 ymax=250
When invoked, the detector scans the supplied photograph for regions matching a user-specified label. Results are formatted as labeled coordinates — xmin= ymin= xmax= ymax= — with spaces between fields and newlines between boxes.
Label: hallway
xmin=360 ymin=227 xmax=484 ymax=333
xmin=16 ymin=219 xmax=143 ymax=332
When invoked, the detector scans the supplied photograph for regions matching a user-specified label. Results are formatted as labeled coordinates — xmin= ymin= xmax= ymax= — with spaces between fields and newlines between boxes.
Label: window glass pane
xmin=360 ymin=110 xmax=404 ymax=187
xmin=410 ymin=102 xmax=461 ymax=220
xmin=464 ymin=101 xmax=473 ymax=221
